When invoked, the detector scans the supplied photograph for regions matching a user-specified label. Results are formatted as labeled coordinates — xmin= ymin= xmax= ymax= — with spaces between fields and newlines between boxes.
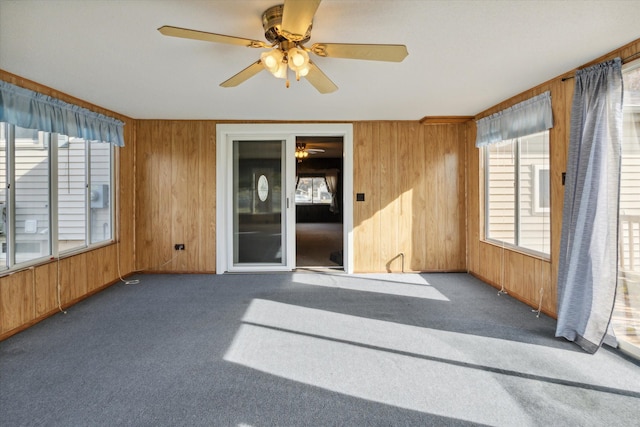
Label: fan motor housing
xmin=262 ymin=4 xmax=312 ymax=44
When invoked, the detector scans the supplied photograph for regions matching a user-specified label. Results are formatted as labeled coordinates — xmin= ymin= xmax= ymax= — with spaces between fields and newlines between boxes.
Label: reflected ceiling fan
xmin=158 ymin=0 xmax=408 ymax=93
xmin=295 ymin=142 xmax=324 ymax=161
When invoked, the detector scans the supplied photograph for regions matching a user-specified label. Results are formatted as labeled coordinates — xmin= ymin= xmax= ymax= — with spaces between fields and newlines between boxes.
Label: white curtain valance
xmin=475 ymin=91 xmax=553 ymax=147
xmin=0 ymin=80 xmax=125 ymax=147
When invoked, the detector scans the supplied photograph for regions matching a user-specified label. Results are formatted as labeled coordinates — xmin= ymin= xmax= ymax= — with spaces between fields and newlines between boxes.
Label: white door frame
xmin=216 ymin=123 xmax=354 ymax=274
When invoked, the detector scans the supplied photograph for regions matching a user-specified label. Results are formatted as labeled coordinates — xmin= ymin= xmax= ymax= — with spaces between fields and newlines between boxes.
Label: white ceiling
xmin=2 ymin=0 xmax=640 ymax=121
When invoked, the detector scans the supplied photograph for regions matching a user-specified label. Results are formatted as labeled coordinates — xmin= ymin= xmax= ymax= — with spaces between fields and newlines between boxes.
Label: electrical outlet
xmin=174 ymin=244 xmax=185 ymax=250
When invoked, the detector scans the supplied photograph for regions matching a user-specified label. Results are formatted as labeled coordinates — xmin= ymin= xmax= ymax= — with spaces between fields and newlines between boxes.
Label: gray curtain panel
xmin=556 ymin=58 xmax=623 ymax=353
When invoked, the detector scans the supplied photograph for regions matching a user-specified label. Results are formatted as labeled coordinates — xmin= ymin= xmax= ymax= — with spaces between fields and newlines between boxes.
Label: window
xmin=295 ymin=176 xmax=331 ymax=205
xmin=58 ymin=135 xmax=87 ymax=252
xmin=484 ymin=130 xmax=550 ymax=256
xmin=14 ymin=127 xmax=51 ymax=264
xmin=613 ymin=59 xmax=640 ymax=358
xmin=89 ymin=140 xmax=112 ymax=244
xmin=0 ymin=125 xmax=7 ymax=269
xmin=0 ymin=123 xmax=114 ymax=271
xmin=619 ymin=60 xmax=640 ymax=270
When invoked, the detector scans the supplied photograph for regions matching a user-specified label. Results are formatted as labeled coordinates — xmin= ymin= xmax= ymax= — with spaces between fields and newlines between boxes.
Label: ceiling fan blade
xmin=311 ymin=43 xmax=408 ymax=62
xmin=304 ymin=61 xmax=338 ymax=94
xmin=220 ymin=60 xmax=265 ymax=88
xmin=158 ymin=26 xmax=268 ymax=48
xmin=281 ymin=0 xmax=321 ymax=41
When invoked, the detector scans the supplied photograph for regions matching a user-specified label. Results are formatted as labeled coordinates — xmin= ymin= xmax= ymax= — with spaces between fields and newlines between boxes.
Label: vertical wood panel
xmin=134 ymin=121 xmax=150 ymax=271
xmin=370 ymin=123 xmax=382 ymax=272
xmin=423 ymin=126 xmax=439 ymax=269
xmin=1 ymin=271 xmax=34 ymax=333
xmin=440 ymin=125 xmax=466 ymax=270
xmin=117 ymin=122 xmax=136 ymax=276
xmin=479 ymin=242 xmax=501 ymax=287
xmin=34 ymin=263 xmax=57 ymax=316
xmin=171 ymin=121 xmax=189 ymax=271
xmin=520 ymin=254 xmax=536 ymax=303
xmin=200 ymin=122 xmax=217 ymax=271
xmin=434 ymin=126 xmax=448 ymax=269
xmin=86 ymin=246 xmax=118 ymax=290
xmin=550 ymin=78 xmax=571 ymax=297
xmin=158 ymin=122 xmax=173 ymax=268
xmin=531 ymin=258 xmax=553 ymax=313
xmin=59 ymin=255 xmax=88 ymax=303
xmin=467 ymin=121 xmax=480 ymax=273
xmin=399 ymin=122 xmax=424 ymax=271
xmin=379 ymin=122 xmax=400 ymax=271
xmin=353 ymin=122 xmax=378 ymax=272
xmin=457 ymin=125 xmax=468 ymax=270
xmin=540 ymin=259 xmax=554 ymax=313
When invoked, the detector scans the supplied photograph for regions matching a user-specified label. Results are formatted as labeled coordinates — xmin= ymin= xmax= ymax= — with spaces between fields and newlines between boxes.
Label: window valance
xmin=475 ymin=91 xmax=553 ymax=147
xmin=0 ymin=80 xmax=124 ymax=147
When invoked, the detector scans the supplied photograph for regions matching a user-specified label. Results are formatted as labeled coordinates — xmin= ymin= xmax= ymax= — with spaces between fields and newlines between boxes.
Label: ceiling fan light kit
xmin=295 ymin=148 xmax=310 ymax=161
xmin=295 ymin=142 xmax=325 ymax=162
xmin=260 ymin=49 xmax=284 ymax=74
xmin=158 ymin=0 xmax=408 ymax=93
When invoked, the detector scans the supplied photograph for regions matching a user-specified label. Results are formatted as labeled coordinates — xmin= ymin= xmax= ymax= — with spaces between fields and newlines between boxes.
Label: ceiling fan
xmin=158 ymin=0 xmax=408 ymax=93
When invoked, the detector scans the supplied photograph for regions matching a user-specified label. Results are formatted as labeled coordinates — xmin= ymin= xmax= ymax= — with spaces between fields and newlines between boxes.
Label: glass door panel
xmin=233 ymin=140 xmax=286 ymax=266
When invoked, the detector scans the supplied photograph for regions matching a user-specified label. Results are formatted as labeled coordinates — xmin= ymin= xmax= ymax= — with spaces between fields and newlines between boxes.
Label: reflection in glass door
xmin=233 ymin=140 xmax=286 ymax=266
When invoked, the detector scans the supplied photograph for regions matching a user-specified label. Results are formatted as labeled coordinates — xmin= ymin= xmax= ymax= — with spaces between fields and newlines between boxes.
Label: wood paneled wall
xmin=4 ymin=36 xmax=639 ymax=338
xmin=135 ymin=120 xmax=217 ymax=273
xmin=466 ymin=38 xmax=640 ymax=317
xmin=353 ymin=121 xmax=467 ymax=272
xmin=133 ymin=120 xmax=466 ymax=274
xmin=0 ymin=70 xmax=136 ymax=340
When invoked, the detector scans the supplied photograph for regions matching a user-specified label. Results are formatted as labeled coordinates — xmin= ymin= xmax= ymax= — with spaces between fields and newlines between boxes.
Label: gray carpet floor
xmin=1 ymin=272 xmax=639 ymax=426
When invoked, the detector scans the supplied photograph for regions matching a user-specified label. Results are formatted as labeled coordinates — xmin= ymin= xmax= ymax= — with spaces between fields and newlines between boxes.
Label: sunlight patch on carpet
xmin=292 ymin=272 xmax=450 ymax=300
xmin=224 ymin=298 xmax=640 ymax=424
xmin=224 ymin=322 xmax=529 ymax=425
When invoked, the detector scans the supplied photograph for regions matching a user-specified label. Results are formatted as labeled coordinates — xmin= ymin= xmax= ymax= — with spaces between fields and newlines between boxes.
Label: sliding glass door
xmin=216 ymin=123 xmax=354 ymax=274
xmin=231 ymin=139 xmax=291 ymax=270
